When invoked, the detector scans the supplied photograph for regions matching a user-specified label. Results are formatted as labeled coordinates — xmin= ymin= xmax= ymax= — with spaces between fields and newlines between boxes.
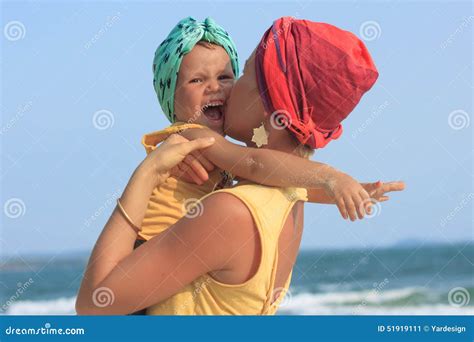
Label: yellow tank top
xmin=147 ymin=182 xmax=308 ymax=315
xmin=138 ymin=122 xmax=232 ymax=241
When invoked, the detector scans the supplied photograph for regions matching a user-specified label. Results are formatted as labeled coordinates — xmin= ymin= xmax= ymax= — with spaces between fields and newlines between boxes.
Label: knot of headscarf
xmin=153 ymin=17 xmax=239 ymax=123
xmin=255 ymin=17 xmax=379 ymax=149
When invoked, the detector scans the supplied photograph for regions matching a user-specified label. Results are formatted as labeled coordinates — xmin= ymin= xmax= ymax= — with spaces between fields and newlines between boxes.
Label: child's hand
xmin=362 ymin=180 xmax=406 ymax=202
xmin=325 ymin=172 xmax=373 ymax=221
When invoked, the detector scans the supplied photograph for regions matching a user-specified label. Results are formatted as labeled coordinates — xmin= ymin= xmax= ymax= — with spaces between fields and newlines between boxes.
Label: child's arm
xmin=307 ymin=188 xmax=334 ymax=204
xmin=178 ymin=128 xmax=370 ymax=221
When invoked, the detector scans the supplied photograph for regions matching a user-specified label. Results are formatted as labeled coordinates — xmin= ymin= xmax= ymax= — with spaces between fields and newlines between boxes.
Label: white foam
xmin=4 ymin=297 xmax=76 ymax=315
xmin=288 ymin=287 xmax=421 ymax=305
xmin=279 ymin=304 xmax=474 ymax=315
xmin=3 ymin=291 xmax=473 ymax=315
xmin=278 ymin=290 xmax=474 ymax=315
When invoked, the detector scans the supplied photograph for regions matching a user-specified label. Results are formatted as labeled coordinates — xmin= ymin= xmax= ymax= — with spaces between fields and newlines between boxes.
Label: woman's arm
xmin=75 ymin=162 xmax=158 ymax=315
xmin=179 ymin=128 xmax=371 ymax=221
xmin=76 ymin=136 xmax=251 ymax=314
xmin=76 ymin=190 xmax=253 ymax=315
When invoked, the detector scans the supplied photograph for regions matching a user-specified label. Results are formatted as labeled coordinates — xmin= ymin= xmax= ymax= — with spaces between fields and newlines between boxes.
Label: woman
xmin=76 ymin=17 xmax=392 ymax=315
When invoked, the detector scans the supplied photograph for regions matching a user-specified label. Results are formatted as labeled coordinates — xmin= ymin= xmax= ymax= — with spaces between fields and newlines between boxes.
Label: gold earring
xmin=251 ymin=122 xmax=269 ymax=147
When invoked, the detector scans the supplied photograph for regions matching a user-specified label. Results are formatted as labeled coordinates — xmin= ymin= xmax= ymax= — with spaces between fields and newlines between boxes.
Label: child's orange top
xmin=146 ymin=181 xmax=307 ymax=315
xmin=138 ymin=122 xmax=231 ymax=241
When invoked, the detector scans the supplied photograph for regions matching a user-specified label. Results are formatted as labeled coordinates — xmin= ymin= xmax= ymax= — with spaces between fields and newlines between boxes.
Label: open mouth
xmin=201 ymin=101 xmax=224 ymax=122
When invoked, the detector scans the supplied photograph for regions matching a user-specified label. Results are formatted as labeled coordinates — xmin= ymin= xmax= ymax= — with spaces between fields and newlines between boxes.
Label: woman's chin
xmin=223 ymin=121 xmax=242 ymax=142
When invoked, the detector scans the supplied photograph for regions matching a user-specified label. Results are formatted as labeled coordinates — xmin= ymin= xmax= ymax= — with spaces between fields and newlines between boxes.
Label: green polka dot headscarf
xmin=153 ymin=17 xmax=239 ymax=123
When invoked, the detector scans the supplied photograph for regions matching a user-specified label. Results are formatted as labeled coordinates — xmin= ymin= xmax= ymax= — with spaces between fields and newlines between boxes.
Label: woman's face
xmin=224 ymin=50 xmax=266 ymax=144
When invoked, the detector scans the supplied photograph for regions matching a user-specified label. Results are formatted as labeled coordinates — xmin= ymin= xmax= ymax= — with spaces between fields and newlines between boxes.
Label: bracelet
xmin=116 ymin=198 xmax=141 ymax=233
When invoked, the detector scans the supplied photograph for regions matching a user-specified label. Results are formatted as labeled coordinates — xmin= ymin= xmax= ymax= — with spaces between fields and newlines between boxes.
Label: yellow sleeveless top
xmin=147 ymin=182 xmax=308 ymax=315
xmin=138 ymin=122 xmax=232 ymax=241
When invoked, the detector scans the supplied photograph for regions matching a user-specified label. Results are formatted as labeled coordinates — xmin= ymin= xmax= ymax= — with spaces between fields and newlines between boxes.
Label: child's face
xmin=174 ymin=43 xmax=234 ymax=135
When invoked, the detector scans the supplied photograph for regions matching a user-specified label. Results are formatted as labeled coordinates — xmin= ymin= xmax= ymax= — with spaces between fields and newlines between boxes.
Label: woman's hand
xmin=142 ymin=134 xmax=216 ymax=187
xmin=165 ymin=134 xmax=216 ymax=185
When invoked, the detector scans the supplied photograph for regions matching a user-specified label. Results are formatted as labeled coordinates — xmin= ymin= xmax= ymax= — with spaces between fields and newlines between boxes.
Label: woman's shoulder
xmin=200 ymin=191 xmax=253 ymax=225
xmin=198 ymin=191 xmax=257 ymax=243
xmin=192 ymin=192 xmax=258 ymax=265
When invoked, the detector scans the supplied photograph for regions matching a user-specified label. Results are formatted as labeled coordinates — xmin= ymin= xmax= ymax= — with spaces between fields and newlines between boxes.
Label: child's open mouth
xmin=201 ymin=101 xmax=224 ymax=122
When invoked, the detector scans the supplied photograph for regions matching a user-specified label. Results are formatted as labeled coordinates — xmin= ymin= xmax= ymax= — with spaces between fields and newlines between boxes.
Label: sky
xmin=1 ymin=0 xmax=472 ymax=257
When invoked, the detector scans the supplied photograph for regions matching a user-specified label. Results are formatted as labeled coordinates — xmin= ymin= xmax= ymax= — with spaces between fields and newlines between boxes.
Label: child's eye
xmin=218 ymin=75 xmax=233 ymax=80
xmin=190 ymin=78 xmax=202 ymax=83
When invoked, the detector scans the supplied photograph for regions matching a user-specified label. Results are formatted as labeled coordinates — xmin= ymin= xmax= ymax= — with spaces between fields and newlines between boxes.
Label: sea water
xmin=1 ymin=242 xmax=472 ymax=315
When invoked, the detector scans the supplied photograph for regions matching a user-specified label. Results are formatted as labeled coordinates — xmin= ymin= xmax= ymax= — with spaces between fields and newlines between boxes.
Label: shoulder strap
xmin=141 ymin=122 xmax=207 ymax=154
xmin=203 ymin=184 xmax=305 ymax=315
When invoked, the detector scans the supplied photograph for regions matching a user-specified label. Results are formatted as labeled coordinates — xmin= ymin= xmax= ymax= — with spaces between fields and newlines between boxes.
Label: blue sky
xmin=1 ymin=1 xmax=472 ymax=256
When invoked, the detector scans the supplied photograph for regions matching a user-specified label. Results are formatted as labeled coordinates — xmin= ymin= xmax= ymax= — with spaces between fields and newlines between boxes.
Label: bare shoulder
xmin=143 ymin=190 xmax=258 ymax=279
xmin=199 ymin=191 xmax=255 ymax=240
xmin=198 ymin=191 xmax=260 ymax=278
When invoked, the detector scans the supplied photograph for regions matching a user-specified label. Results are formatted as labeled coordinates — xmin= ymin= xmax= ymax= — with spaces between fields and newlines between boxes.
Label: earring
xmin=251 ymin=122 xmax=269 ymax=148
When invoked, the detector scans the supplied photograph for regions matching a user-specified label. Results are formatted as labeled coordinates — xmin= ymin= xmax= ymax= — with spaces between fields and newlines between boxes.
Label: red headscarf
xmin=255 ymin=17 xmax=379 ymax=149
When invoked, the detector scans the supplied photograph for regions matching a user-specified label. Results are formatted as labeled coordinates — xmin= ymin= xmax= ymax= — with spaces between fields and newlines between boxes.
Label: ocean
xmin=1 ymin=242 xmax=472 ymax=315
